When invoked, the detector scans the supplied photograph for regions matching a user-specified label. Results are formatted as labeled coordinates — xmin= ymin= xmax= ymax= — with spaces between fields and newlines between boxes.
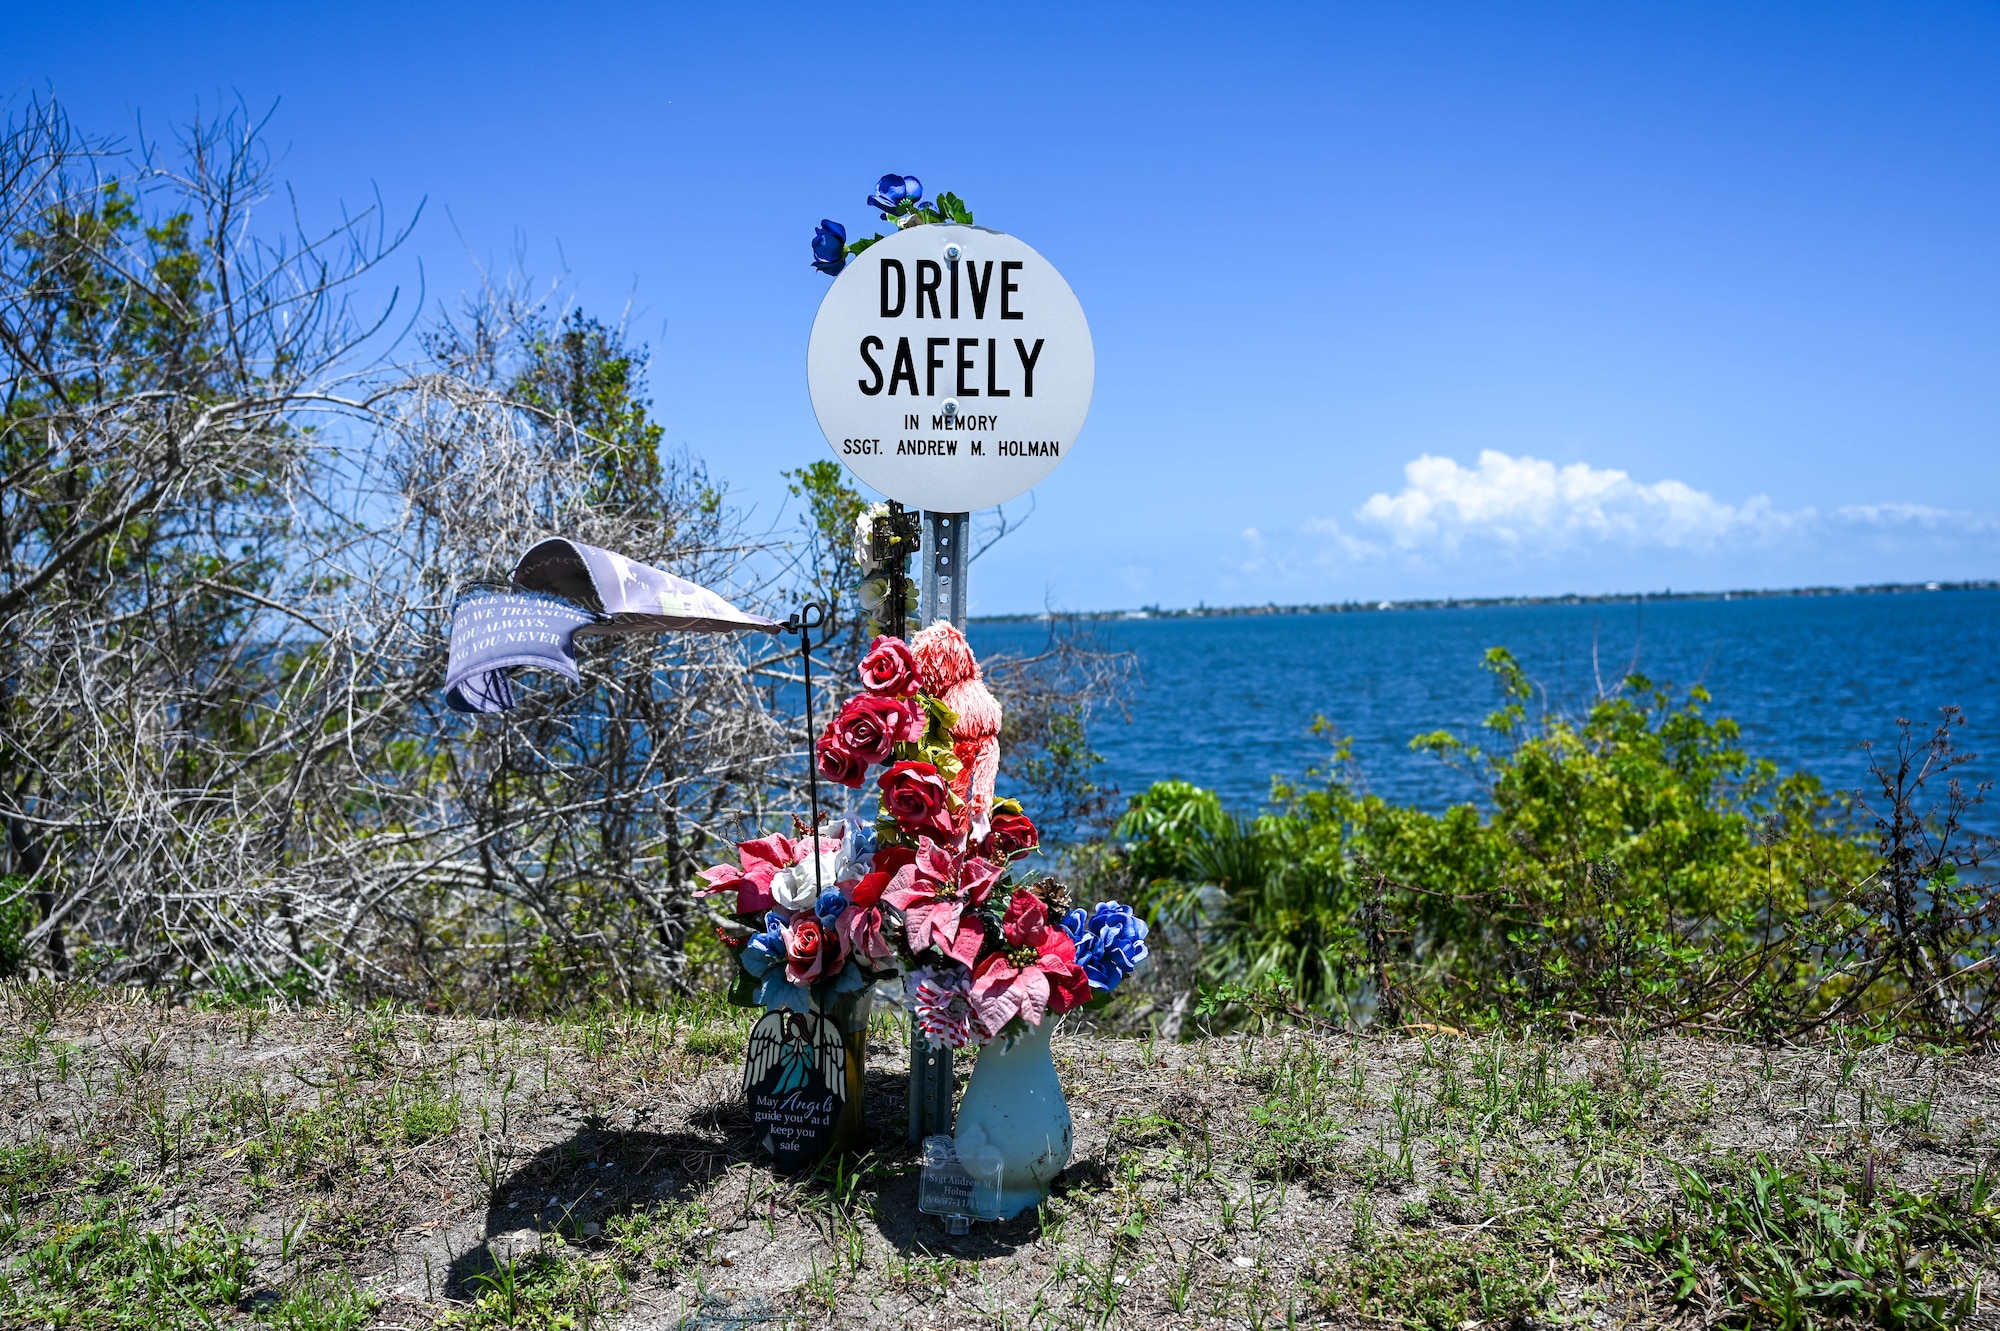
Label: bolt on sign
xmin=808 ymin=225 xmax=1094 ymax=512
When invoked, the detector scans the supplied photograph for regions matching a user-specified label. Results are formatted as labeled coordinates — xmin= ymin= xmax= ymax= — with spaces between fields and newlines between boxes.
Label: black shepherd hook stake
xmin=785 ymin=601 xmax=830 ymax=893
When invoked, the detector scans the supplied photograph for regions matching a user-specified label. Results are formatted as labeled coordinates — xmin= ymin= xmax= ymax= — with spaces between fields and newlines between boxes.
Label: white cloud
xmin=1352 ymin=450 xmax=1794 ymax=555
xmin=1832 ymin=502 xmax=1995 ymax=532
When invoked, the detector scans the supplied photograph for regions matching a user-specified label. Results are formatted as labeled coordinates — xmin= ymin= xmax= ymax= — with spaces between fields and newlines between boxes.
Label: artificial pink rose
xmin=858 ymin=636 xmax=921 ymax=697
xmin=878 ymin=760 xmax=955 ymax=838
xmin=816 ymin=727 xmax=866 ymax=788
xmin=831 ymin=693 xmax=925 ymax=766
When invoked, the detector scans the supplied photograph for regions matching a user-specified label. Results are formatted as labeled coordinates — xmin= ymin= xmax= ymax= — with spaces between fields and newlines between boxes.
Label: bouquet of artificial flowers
xmin=701 ymin=629 xmax=1149 ymax=1047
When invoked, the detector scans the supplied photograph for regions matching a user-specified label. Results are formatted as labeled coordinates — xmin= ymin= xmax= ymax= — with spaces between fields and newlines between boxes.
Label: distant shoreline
xmin=969 ymin=578 xmax=2000 ymax=625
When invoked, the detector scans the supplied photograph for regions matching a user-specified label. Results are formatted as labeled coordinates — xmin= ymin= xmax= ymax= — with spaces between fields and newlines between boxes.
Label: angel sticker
xmin=742 ymin=1010 xmax=848 ymax=1170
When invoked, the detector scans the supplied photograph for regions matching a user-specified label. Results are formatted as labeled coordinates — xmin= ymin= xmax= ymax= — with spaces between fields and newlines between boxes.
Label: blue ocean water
xmin=970 ymin=590 xmax=2000 ymax=817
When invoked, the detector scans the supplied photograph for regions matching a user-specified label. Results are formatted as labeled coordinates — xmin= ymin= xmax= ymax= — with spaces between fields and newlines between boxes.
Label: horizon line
xmin=968 ymin=577 xmax=2000 ymax=624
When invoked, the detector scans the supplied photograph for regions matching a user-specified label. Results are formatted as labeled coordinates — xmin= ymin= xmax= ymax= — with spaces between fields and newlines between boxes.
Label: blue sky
xmin=13 ymin=1 xmax=1999 ymax=613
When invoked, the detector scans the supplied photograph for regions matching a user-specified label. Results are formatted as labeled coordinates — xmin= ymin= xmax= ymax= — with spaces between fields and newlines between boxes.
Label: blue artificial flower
xmin=866 ymin=174 xmax=923 ymax=214
xmin=844 ymin=815 xmax=878 ymax=862
xmin=755 ymin=971 xmax=813 ymax=1013
xmin=811 ymin=219 xmax=848 ymax=275
xmin=740 ymin=911 xmax=788 ymax=978
xmin=821 ymin=959 xmax=868 ymax=998
xmin=1068 ymin=901 xmax=1150 ymax=993
xmin=815 ymin=889 xmax=849 ymax=924
xmin=740 ymin=912 xmax=812 ymax=1011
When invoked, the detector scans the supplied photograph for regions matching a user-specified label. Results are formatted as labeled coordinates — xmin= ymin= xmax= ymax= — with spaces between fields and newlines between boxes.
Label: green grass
xmin=1 ymin=990 xmax=1990 ymax=1330
xmin=679 ymin=1024 xmax=741 ymax=1061
xmin=444 ymin=1244 xmax=627 ymax=1330
xmin=1629 ymin=1155 xmax=2000 ymax=1329
xmin=0 ymin=1201 xmax=253 ymax=1330
xmin=393 ymin=1080 xmax=462 ymax=1145
xmin=263 ymin=1271 xmax=381 ymax=1331
xmin=608 ymin=1199 xmax=711 ymax=1277
xmin=1318 ymin=1196 xmax=1551 ymax=1330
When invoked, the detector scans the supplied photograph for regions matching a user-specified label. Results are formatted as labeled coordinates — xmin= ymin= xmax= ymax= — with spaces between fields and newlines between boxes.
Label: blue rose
xmin=866 ymin=174 xmax=923 ymax=214
xmin=740 ymin=911 xmax=788 ymax=978
xmin=740 ymin=912 xmax=812 ymax=1011
xmin=815 ymin=889 xmax=848 ymax=924
xmin=811 ymin=219 xmax=848 ymax=275
xmin=844 ymin=815 xmax=878 ymax=861
xmin=1066 ymin=901 xmax=1150 ymax=993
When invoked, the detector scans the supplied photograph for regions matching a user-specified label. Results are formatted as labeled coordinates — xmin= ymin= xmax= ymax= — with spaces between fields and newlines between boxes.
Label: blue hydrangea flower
xmin=811 ymin=219 xmax=847 ymax=275
xmin=815 ymin=889 xmax=848 ymax=924
xmin=866 ymin=174 xmax=922 ymax=214
xmin=1062 ymin=901 xmax=1150 ymax=993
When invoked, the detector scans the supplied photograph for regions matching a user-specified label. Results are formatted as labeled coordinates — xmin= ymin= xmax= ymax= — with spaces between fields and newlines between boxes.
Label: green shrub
xmin=1120 ymin=647 xmax=1995 ymax=1042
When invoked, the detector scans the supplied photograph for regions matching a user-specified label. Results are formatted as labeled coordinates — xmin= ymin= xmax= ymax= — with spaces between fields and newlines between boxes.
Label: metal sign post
xmin=908 ymin=508 xmax=968 ymax=1141
xmin=920 ymin=511 xmax=968 ymax=628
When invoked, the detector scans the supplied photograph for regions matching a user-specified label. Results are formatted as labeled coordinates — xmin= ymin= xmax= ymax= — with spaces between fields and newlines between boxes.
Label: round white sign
xmin=807 ymin=225 xmax=1093 ymax=512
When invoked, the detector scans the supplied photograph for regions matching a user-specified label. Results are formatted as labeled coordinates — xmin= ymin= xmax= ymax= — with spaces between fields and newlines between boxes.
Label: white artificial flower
xmin=769 ymin=845 xmax=843 ymax=912
xmin=831 ymin=827 xmax=866 ymax=885
xmin=852 ymin=502 xmax=890 ymax=574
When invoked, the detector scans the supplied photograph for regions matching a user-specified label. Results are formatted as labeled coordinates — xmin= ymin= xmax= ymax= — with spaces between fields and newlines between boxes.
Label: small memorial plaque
xmin=918 ymin=1133 xmax=1000 ymax=1227
xmin=743 ymin=1011 xmax=847 ymax=1171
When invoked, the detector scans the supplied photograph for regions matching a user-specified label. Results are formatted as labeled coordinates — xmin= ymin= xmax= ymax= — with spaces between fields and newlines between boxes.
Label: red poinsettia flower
xmin=878 ymin=760 xmax=957 ymax=838
xmin=882 ymin=837 xmax=1001 ymax=966
xmin=850 ymin=870 xmax=890 ymax=908
xmin=837 ymin=890 xmax=895 ymax=966
xmin=968 ymin=890 xmax=1092 ymax=1036
xmin=872 ymin=844 xmax=916 ymax=879
xmin=697 ymin=833 xmax=799 ymax=915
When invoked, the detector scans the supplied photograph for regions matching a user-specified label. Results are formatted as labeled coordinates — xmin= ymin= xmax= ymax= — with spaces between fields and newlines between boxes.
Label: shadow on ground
xmin=446 ymin=1064 xmax=1057 ymax=1295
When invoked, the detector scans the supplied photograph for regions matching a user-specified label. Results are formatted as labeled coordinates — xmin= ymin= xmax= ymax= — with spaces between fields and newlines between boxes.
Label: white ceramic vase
xmin=952 ymin=1019 xmax=1073 ymax=1219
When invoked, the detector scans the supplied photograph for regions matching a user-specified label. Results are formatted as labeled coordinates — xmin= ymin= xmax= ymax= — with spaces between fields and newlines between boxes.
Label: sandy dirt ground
xmin=3 ymin=991 xmax=1996 ymax=1329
